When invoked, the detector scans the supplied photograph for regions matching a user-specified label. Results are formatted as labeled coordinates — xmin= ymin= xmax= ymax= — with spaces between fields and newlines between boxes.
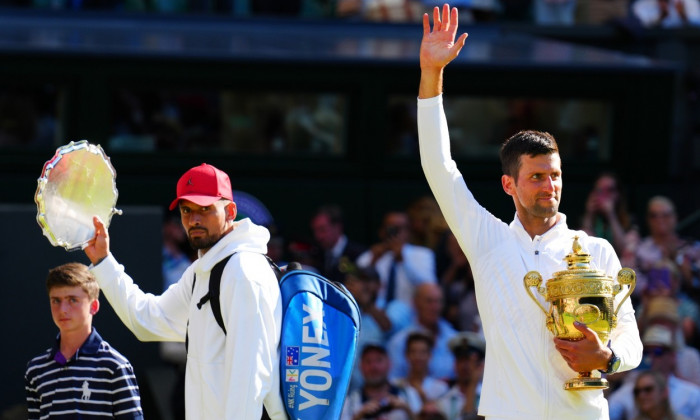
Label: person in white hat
xmin=608 ymin=324 xmax=700 ymax=420
xmin=435 ymin=332 xmax=486 ymax=420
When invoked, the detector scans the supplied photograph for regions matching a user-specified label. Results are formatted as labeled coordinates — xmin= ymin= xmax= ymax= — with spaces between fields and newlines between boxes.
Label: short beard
xmin=187 ymin=230 xmax=223 ymax=250
xmin=531 ymin=202 xmax=559 ymax=218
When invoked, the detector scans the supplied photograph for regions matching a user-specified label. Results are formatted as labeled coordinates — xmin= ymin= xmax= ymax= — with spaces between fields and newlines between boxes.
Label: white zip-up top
xmin=91 ymin=218 xmax=287 ymax=420
xmin=418 ymin=95 xmax=642 ymax=420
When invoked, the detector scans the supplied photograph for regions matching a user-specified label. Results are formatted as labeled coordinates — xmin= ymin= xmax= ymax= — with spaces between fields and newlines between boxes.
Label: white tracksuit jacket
xmin=418 ymin=95 xmax=642 ymax=420
xmin=91 ymin=218 xmax=287 ymax=420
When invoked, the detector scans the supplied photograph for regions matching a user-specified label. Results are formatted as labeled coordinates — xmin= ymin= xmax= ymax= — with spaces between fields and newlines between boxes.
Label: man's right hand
xmin=418 ymin=4 xmax=468 ymax=99
xmin=84 ymin=216 xmax=110 ymax=265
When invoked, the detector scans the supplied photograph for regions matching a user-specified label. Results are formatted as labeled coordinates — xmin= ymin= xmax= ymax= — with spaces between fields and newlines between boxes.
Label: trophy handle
xmin=612 ymin=268 xmax=636 ymax=328
xmin=524 ymin=271 xmax=548 ymax=315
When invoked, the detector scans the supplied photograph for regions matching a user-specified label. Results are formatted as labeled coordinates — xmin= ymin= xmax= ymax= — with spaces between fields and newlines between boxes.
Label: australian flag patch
xmin=285 ymin=346 xmax=299 ymax=366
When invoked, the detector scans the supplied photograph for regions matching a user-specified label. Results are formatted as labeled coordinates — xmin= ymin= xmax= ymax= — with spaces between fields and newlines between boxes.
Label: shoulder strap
xmin=196 ymin=254 xmax=233 ymax=335
xmin=198 ymin=253 xmax=282 ymax=336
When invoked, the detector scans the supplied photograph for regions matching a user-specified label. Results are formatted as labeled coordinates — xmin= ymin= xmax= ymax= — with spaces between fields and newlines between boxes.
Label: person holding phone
xmin=356 ymin=211 xmax=437 ymax=311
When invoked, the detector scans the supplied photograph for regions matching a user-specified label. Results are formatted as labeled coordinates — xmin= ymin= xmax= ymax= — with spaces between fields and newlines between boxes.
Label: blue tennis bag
xmin=278 ymin=269 xmax=361 ymax=420
xmin=193 ymin=256 xmax=360 ymax=420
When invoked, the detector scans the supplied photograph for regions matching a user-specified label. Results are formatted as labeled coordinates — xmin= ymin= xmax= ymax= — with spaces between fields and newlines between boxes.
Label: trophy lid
xmin=565 ymin=236 xmax=592 ymax=270
xmin=551 ymin=236 xmax=611 ymax=282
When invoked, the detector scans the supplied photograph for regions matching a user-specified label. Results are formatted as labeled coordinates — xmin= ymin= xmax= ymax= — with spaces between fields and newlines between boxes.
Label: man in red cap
xmin=83 ymin=163 xmax=287 ymax=420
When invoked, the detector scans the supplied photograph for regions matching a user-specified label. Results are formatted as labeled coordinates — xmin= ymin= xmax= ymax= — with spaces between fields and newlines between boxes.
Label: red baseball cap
xmin=169 ymin=163 xmax=233 ymax=210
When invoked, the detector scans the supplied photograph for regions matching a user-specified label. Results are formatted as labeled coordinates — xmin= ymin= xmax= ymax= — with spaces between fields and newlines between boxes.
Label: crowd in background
xmin=1 ymin=0 xmax=700 ymax=27
xmin=160 ymin=175 xmax=699 ymax=420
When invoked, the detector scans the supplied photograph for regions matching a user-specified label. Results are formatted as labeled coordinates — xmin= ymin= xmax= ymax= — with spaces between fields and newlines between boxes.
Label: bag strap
xmin=187 ymin=254 xmax=234 ymax=349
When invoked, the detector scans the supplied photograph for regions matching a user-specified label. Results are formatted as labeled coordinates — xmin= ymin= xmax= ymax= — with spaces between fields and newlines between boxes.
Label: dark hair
xmin=405 ymin=331 xmax=435 ymax=353
xmin=46 ymin=262 xmax=100 ymax=300
xmin=361 ymin=343 xmax=388 ymax=358
xmin=500 ymin=130 xmax=559 ymax=180
xmin=313 ymin=204 xmax=344 ymax=226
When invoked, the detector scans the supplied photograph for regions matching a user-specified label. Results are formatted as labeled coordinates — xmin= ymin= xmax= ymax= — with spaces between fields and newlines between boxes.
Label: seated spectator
xmin=576 ymin=0 xmax=630 ymax=24
xmin=580 ymin=172 xmax=638 ymax=256
xmin=639 ymin=296 xmax=700 ymax=386
xmin=436 ymin=332 xmax=486 ymax=420
xmin=439 ymin=230 xmax=481 ymax=333
xmin=343 ymin=263 xmax=393 ymax=391
xmin=387 ymin=283 xmax=457 ymax=381
xmin=341 ymin=344 xmax=420 ymax=420
xmin=397 ymin=332 xmax=449 ymax=409
xmin=417 ymin=404 xmax=449 ymax=420
xmin=309 ymin=204 xmax=367 ymax=283
xmin=633 ymin=196 xmax=700 ymax=344
xmin=406 ymin=196 xmax=447 ymax=250
xmin=632 ymin=0 xmax=700 ymax=27
xmin=608 ymin=324 xmax=700 ymax=420
xmin=632 ymin=370 xmax=692 ymax=420
xmin=534 ymin=0 xmax=577 ymax=25
xmin=357 ymin=211 xmax=437 ymax=310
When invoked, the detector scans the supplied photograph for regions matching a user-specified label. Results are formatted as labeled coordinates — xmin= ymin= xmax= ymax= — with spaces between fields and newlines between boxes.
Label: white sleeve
xmin=417 ymin=95 xmax=509 ymax=263
xmin=220 ymin=253 xmax=286 ymax=420
xmin=90 ymin=253 xmax=191 ymax=341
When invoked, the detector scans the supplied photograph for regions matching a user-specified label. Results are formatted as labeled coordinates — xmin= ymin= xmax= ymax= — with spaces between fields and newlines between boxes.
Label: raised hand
xmin=420 ymin=4 xmax=468 ymax=71
xmin=418 ymin=4 xmax=468 ymax=98
xmin=84 ymin=216 xmax=111 ymax=265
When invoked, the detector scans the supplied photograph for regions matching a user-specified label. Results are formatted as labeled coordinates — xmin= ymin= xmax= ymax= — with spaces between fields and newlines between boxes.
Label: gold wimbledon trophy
xmin=523 ymin=237 xmax=635 ymax=390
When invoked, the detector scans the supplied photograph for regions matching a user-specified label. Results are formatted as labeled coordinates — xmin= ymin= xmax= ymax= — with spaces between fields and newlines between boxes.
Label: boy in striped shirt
xmin=25 ymin=262 xmax=143 ymax=419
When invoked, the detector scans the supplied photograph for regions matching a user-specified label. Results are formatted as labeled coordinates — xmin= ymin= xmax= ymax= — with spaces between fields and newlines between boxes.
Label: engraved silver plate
xmin=35 ymin=140 xmax=122 ymax=251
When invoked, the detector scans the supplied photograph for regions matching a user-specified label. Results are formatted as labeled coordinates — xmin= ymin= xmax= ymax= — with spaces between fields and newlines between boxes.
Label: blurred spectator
xmin=406 ymin=196 xmax=448 ymax=250
xmin=608 ymin=325 xmax=700 ymax=420
xmin=639 ymin=296 xmax=700 ymax=386
xmin=633 ymin=196 xmax=700 ymax=345
xmin=357 ymin=211 xmax=437 ymax=310
xmin=436 ymin=332 xmax=486 ymax=420
xmin=575 ymin=0 xmax=630 ymax=24
xmin=387 ymin=283 xmax=457 ymax=381
xmin=632 ymin=370 xmax=691 ymax=420
xmin=162 ymin=212 xmax=195 ymax=288
xmin=580 ymin=172 xmax=638 ymax=256
xmin=438 ymin=230 xmax=481 ymax=333
xmin=362 ymin=0 xmax=423 ymax=22
xmin=417 ymin=404 xmax=448 ymax=420
xmin=309 ymin=204 xmax=367 ymax=283
xmin=341 ymin=344 xmax=419 ymax=420
xmin=534 ymin=0 xmax=577 ymax=25
xmin=160 ymin=211 xmax=194 ymax=420
xmin=632 ymin=0 xmax=700 ymax=27
xmin=397 ymin=332 xmax=449 ymax=410
xmin=343 ymin=263 xmax=393 ymax=391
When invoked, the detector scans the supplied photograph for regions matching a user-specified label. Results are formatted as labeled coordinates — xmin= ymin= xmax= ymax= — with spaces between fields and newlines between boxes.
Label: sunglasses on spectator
xmin=633 ymin=385 xmax=655 ymax=397
xmin=643 ymin=346 xmax=670 ymax=357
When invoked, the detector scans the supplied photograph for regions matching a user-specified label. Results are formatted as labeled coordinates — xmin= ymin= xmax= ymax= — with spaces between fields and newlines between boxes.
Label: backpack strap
xmin=196 ymin=253 xmax=282 ymax=337
xmin=197 ymin=254 xmax=233 ymax=335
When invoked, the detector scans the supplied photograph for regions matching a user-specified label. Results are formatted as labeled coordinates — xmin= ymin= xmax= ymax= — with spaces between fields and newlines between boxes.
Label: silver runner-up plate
xmin=35 ymin=140 xmax=122 ymax=251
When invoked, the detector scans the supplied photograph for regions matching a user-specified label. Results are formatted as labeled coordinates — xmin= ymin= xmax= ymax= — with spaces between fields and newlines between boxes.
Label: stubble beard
xmin=187 ymin=230 xmax=222 ymax=250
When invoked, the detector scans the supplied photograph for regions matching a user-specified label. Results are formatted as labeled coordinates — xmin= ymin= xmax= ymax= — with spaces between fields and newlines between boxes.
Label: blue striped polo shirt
xmin=25 ymin=328 xmax=144 ymax=419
